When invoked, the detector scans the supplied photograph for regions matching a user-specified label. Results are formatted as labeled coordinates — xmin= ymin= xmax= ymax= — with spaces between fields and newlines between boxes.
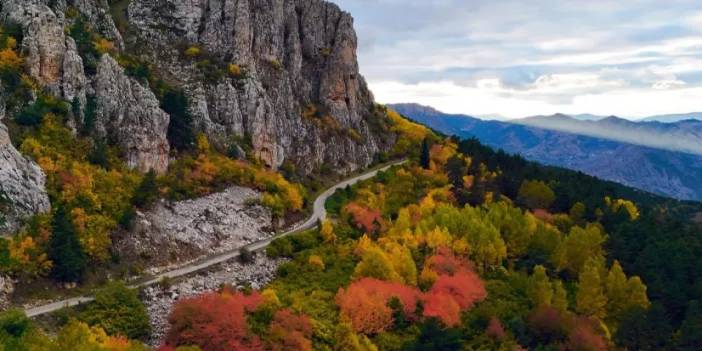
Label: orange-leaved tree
xmin=163 ymin=290 xmax=264 ymax=351
xmin=336 ymin=278 xmax=422 ymax=334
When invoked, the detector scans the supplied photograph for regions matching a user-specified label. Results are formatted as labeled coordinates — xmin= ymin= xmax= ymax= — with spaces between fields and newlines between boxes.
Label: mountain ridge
xmin=390 ymin=103 xmax=702 ymax=201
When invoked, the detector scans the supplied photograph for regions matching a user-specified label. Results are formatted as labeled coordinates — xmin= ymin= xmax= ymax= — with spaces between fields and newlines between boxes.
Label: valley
xmin=391 ymin=103 xmax=702 ymax=201
xmin=0 ymin=0 xmax=701 ymax=350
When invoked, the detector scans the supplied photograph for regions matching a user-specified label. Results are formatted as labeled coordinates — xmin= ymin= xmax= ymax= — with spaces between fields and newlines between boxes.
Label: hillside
xmin=390 ymin=103 xmax=702 ymax=201
xmin=1 ymin=1 xmax=702 ymax=351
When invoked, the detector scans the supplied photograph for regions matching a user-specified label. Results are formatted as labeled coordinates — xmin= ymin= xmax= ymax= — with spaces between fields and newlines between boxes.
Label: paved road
xmin=24 ymin=160 xmax=406 ymax=317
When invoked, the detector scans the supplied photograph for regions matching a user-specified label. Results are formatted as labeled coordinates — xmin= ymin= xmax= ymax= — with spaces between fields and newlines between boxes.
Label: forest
xmin=4 ymin=107 xmax=700 ymax=350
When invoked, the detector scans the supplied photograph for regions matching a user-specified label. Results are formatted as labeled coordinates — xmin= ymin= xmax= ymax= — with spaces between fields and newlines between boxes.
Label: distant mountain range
xmin=389 ymin=103 xmax=702 ymax=201
xmin=514 ymin=114 xmax=702 ymax=156
xmin=639 ymin=112 xmax=702 ymax=123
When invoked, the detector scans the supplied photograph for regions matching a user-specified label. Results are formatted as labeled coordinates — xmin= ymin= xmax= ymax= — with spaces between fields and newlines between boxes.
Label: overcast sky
xmin=330 ymin=0 xmax=702 ymax=119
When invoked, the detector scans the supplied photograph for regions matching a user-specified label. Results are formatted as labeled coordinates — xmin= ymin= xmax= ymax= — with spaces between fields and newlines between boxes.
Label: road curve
xmin=24 ymin=160 xmax=407 ymax=317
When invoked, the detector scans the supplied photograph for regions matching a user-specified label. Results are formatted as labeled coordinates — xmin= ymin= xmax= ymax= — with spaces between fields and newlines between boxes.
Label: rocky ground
xmin=0 ymin=275 xmax=15 ymax=310
xmin=114 ymin=186 xmax=273 ymax=273
xmin=143 ymin=254 xmax=286 ymax=346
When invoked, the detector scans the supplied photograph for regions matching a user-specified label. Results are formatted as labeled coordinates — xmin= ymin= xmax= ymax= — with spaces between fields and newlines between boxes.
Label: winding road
xmin=24 ymin=160 xmax=407 ymax=317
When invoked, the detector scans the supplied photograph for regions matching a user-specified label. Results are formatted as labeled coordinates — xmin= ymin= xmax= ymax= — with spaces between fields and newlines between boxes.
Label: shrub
xmin=15 ymin=95 xmax=70 ymax=126
xmin=80 ymin=281 xmax=152 ymax=340
xmin=239 ymin=247 xmax=255 ymax=264
xmin=184 ymin=46 xmax=201 ymax=58
xmin=267 ymin=237 xmax=295 ymax=258
xmin=228 ymin=63 xmax=242 ymax=77
xmin=162 ymin=88 xmax=195 ymax=152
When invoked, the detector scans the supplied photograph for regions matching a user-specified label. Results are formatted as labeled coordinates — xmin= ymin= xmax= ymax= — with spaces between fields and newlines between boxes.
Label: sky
xmin=330 ymin=0 xmax=702 ymax=119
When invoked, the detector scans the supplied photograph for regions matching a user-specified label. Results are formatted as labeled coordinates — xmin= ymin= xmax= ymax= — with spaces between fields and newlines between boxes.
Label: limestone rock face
xmin=126 ymin=0 xmax=393 ymax=174
xmin=94 ymin=55 xmax=170 ymax=173
xmin=2 ymin=1 xmax=67 ymax=92
xmin=1 ymin=0 xmax=393 ymax=178
xmin=1 ymin=1 xmax=88 ymax=106
xmin=0 ymin=89 xmax=50 ymax=235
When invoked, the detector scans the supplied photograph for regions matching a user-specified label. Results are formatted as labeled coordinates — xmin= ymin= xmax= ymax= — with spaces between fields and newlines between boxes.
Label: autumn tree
xmin=517 ymin=180 xmax=555 ymax=210
xmin=164 ymin=291 xmax=264 ymax=351
xmin=267 ymin=309 xmax=313 ymax=351
xmin=576 ymin=258 xmax=607 ymax=319
xmin=48 ymin=205 xmax=87 ymax=282
xmin=423 ymin=268 xmax=487 ymax=326
xmin=552 ymin=280 xmax=569 ymax=312
xmin=320 ymin=219 xmax=336 ymax=243
xmin=336 ymin=278 xmax=421 ymax=334
xmin=353 ymin=247 xmax=402 ymax=283
xmin=528 ymin=265 xmax=554 ymax=307
xmin=566 ymin=318 xmax=607 ymax=351
xmin=554 ymin=225 xmax=606 ymax=276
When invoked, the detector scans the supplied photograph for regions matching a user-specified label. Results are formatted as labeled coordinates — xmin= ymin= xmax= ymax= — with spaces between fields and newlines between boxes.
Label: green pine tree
xmin=420 ymin=138 xmax=431 ymax=169
xmin=132 ymin=170 xmax=159 ymax=209
xmin=48 ymin=205 xmax=87 ymax=282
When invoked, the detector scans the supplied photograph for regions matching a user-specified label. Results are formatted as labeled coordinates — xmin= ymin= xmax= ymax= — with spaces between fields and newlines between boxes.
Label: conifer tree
xmin=605 ymin=260 xmax=629 ymax=319
xmin=48 ymin=205 xmax=87 ymax=282
xmin=576 ymin=258 xmax=607 ymax=318
xmin=132 ymin=170 xmax=159 ymax=209
xmin=552 ymin=280 xmax=569 ymax=312
xmin=420 ymin=138 xmax=431 ymax=170
xmin=678 ymin=301 xmax=702 ymax=350
xmin=528 ymin=265 xmax=554 ymax=307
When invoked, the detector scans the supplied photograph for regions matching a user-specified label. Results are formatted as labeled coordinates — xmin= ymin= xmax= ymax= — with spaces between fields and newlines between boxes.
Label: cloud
xmin=330 ymin=0 xmax=702 ymax=119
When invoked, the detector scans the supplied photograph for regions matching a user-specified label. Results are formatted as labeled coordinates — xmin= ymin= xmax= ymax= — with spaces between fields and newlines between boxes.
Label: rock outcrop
xmin=113 ymin=187 xmax=272 ymax=269
xmin=1 ymin=0 xmax=393 ymax=176
xmin=94 ymin=55 xmax=170 ymax=173
xmin=0 ymin=88 xmax=51 ymax=235
xmin=1 ymin=0 xmax=87 ymax=104
xmin=125 ymin=0 xmax=393 ymax=173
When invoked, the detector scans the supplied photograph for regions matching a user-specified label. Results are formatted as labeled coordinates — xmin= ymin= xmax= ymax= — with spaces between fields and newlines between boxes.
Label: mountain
xmin=639 ymin=112 xmax=702 ymax=123
xmin=390 ymin=103 xmax=702 ymax=201
xmin=570 ymin=113 xmax=608 ymax=121
xmin=514 ymin=113 xmax=702 ymax=156
xmin=2 ymin=0 xmax=392 ymax=175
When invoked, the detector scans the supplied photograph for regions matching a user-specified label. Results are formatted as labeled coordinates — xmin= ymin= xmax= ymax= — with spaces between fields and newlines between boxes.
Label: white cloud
xmin=369 ymin=80 xmax=702 ymax=119
xmin=330 ymin=0 xmax=702 ymax=118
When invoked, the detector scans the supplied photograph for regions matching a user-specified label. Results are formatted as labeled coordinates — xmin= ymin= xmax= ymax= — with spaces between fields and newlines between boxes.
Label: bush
xmin=267 ymin=236 xmax=295 ymax=258
xmin=80 ymin=281 xmax=151 ymax=340
xmin=228 ymin=63 xmax=242 ymax=77
xmin=239 ymin=247 xmax=255 ymax=264
xmin=15 ymin=94 xmax=69 ymax=126
xmin=184 ymin=46 xmax=201 ymax=58
xmin=131 ymin=170 xmax=159 ymax=209
xmin=162 ymin=88 xmax=195 ymax=152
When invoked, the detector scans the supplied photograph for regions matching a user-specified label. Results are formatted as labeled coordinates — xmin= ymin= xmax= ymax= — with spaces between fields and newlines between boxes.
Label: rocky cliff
xmin=125 ymin=0 xmax=390 ymax=173
xmin=1 ymin=0 xmax=392 ymax=175
xmin=0 ymin=87 xmax=50 ymax=235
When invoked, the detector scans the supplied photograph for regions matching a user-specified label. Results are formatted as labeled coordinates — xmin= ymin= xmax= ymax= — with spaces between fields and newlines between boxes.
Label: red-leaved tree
xmin=268 ymin=309 xmax=314 ymax=351
xmin=425 ymin=247 xmax=474 ymax=275
xmin=162 ymin=290 xmax=264 ymax=351
xmin=345 ymin=203 xmax=384 ymax=233
xmin=336 ymin=278 xmax=422 ymax=334
xmin=422 ymin=253 xmax=487 ymax=326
